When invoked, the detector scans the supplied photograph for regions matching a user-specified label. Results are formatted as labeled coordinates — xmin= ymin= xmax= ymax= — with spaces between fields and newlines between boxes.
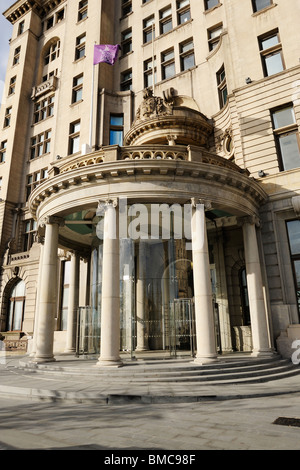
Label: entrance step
xmin=19 ymin=354 xmax=300 ymax=386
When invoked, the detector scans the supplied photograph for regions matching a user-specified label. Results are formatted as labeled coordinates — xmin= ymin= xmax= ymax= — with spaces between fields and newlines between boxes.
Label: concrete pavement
xmin=0 ymin=352 xmax=300 ymax=451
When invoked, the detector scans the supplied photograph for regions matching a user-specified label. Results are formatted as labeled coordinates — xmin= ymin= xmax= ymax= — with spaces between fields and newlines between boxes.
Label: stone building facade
xmin=0 ymin=0 xmax=299 ymax=364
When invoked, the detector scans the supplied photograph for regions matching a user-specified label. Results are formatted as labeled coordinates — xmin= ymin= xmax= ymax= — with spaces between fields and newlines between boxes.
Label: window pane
xmin=279 ymin=133 xmax=300 ymax=171
xmin=261 ymin=35 xmax=278 ymax=50
xmin=110 ymin=115 xmax=123 ymax=126
xmin=287 ymin=220 xmax=300 ymax=255
xmin=14 ymin=280 xmax=26 ymax=297
xmin=110 ymin=130 xmax=123 ymax=146
xmin=13 ymin=301 xmax=23 ymax=330
xmin=273 ymin=107 xmax=295 ymax=128
xmin=163 ymin=63 xmax=175 ymax=79
xmin=265 ymin=52 xmax=283 ymax=76
xmin=206 ymin=0 xmax=218 ymax=8
xmin=254 ymin=0 xmax=271 ymax=11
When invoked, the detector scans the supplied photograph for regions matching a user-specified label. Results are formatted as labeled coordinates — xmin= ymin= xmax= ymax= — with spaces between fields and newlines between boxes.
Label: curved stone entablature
xmin=124 ymin=88 xmax=213 ymax=147
xmin=28 ymin=145 xmax=267 ymax=249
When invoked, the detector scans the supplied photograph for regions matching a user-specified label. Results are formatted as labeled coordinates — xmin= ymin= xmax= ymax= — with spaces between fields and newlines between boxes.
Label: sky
xmin=0 ymin=0 xmax=14 ymax=106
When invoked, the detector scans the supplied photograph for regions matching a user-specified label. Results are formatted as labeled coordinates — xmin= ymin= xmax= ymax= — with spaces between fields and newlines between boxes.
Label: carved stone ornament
xmin=39 ymin=216 xmax=65 ymax=228
xmin=134 ymin=87 xmax=174 ymax=124
xmin=97 ymin=198 xmax=119 ymax=216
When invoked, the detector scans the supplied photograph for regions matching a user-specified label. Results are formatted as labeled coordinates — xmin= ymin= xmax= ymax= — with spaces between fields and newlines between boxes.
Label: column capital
xmin=97 ymin=197 xmax=118 ymax=215
xmin=237 ymin=215 xmax=261 ymax=228
xmin=191 ymin=198 xmax=212 ymax=210
xmin=39 ymin=215 xmax=65 ymax=228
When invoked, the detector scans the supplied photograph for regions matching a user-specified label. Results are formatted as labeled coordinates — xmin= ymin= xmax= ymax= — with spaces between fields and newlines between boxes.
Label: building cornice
xmin=4 ymin=0 xmax=66 ymax=23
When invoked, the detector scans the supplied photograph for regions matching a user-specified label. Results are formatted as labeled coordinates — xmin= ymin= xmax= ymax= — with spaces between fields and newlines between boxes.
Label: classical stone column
xmin=97 ymin=199 xmax=122 ymax=367
xmin=191 ymin=199 xmax=218 ymax=364
xmin=30 ymin=237 xmax=44 ymax=357
xmin=240 ymin=216 xmax=273 ymax=356
xmin=65 ymin=251 xmax=80 ymax=353
xmin=136 ymin=241 xmax=148 ymax=351
xmin=33 ymin=216 xmax=64 ymax=363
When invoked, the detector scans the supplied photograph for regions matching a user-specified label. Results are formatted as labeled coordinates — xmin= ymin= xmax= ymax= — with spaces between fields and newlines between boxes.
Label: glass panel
xmin=287 ymin=220 xmax=300 ymax=255
xmin=110 ymin=130 xmax=123 ymax=146
xmin=163 ymin=63 xmax=175 ymax=80
xmin=13 ymin=301 xmax=23 ymax=330
xmin=14 ymin=280 xmax=26 ymax=297
xmin=265 ymin=51 xmax=284 ymax=76
xmin=261 ymin=34 xmax=278 ymax=50
xmin=273 ymin=106 xmax=295 ymax=129
xmin=279 ymin=133 xmax=300 ymax=171
xmin=254 ymin=0 xmax=271 ymax=11
xmin=110 ymin=115 xmax=123 ymax=126
xmin=206 ymin=0 xmax=219 ymax=8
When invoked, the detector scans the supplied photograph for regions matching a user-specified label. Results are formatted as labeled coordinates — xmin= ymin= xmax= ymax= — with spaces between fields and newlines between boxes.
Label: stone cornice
xmin=4 ymin=0 xmax=66 ymax=23
xmin=28 ymin=158 xmax=268 ymax=220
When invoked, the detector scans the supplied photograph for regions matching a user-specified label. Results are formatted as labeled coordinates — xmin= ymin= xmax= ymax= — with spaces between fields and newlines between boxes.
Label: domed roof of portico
xmin=124 ymin=88 xmax=213 ymax=147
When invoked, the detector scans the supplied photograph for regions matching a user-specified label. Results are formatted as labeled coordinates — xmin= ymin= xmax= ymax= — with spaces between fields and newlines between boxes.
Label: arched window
xmin=6 ymin=280 xmax=26 ymax=332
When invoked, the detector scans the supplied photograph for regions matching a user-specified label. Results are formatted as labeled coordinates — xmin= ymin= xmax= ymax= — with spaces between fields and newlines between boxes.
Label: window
xmin=26 ymin=169 xmax=48 ymax=200
xmin=33 ymin=95 xmax=54 ymax=123
xmin=216 ymin=65 xmax=227 ymax=108
xmin=44 ymin=40 xmax=60 ymax=66
xmin=121 ymin=28 xmax=132 ymax=55
xmin=161 ymin=48 xmax=175 ymax=80
xmin=4 ymin=107 xmax=12 ymax=128
xmin=208 ymin=24 xmax=223 ymax=51
xmin=6 ymin=281 xmax=26 ymax=332
xmin=144 ymin=57 xmax=156 ymax=88
xmin=8 ymin=76 xmax=16 ymax=95
xmin=179 ymin=39 xmax=195 ymax=71
xmin=13 ymin=46 xmax=21 ymax=66
xmin=56 ymin=9 xmax=65 ymax=22
xmin=69 ymin=121 xmax=81 ymax=154
xmin=18 ymin=20 xmax=24 ymax=35
xmin=78 ymin=0 xmax=88 ymax=21
xmin=143 ymin=15 xmax=155 ymax=44
xmin=252 ymin=0 xmax=272 ymax=12
xmin=30 ymin=130 xmax=51 ymax=159
xmin=109 ymin=115 xmax=124 ymax=146
xmin=177 ymin=0 xmax=191 ymax=25
xmin=75 ymin=34 xmax=86 ymax=60
xmin=271 ymin=105 xmax=300 ymax=171
xmin=60 ymin=260 xmax=70 ymax=330
xmin=72 ymin=74 xmax=83 ymax=103
xmin=259 ymin=30 xmax=284 ymax=77
xmin=159 ymin=6 xmax=172 ymax=35
xmin=286 ymin=220 xmax=300 ymax=315
xmin=46 ymin=16 xmax=54 ymax=30
xmin=122 ymin=0 xmax=132 ymax=16
xmin=23 ymin=219 xmax=37 ymax=251
xmin=0 ymin=141 xmax=7 ymax=163
xmin=120 ymin=69 xmax=132 ymax=91
xmin=204 ymin=0 xmax=219 ymax=10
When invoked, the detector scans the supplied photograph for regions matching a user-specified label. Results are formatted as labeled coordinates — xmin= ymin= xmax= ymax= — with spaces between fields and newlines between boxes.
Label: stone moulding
xmin=28 ymin=156 xmax=268 ymax=220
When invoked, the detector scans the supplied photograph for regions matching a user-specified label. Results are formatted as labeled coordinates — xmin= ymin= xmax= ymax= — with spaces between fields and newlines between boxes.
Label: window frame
xmin=176 ymin=0 xmax=191 ymax=25
xmin=143 ymin=15 xmax=155 ymax=44
xmin=0 ymin=140 xmax=7 ymax=163
xmin=144 ymin=57 xmax=157 ymax=89
xmin=159 ymin=5 xmax=173 ymax=35
xmin=72 ymin=73 xmax=84 ymax=104
xmin=78 ymin=0 xmax=88 ymax=22
xmin=109 ymin=114 xmax=124 ymax=146
xmin=258 ymin=29 xmax=284 ymax=77
xmin=75 ymin=33 xmax=86 ymax=61
xmin=179 ymin=39 xmax=195 ymax=72
xmin=161 ymin=48 xmax=175 ymax=81
xmin=271 ymin=104 xmax=300 ymax=171
xmin=120 ymin=69 xmax=132 ymax=91
xmin=30 ymin=130 xmax=51 ymax=160
xmin=208 ymin=23 xmax=223 ymax=51
xmin=69 ymin=120 xmax=81 ymax=155
xmin=252 ymin=0 xmax=272 ymax=13
xmin=33 ymin=95 xmax=54 ymax=124
xmin=216 ymin=64 xmax=228 ymax=108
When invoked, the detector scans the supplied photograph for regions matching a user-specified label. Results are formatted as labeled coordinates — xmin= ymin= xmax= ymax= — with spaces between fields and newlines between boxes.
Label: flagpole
xmin=152 ymin=20 xmax=155 ymax=96
xmin=89 ymin=46 xmax=95 ymax=149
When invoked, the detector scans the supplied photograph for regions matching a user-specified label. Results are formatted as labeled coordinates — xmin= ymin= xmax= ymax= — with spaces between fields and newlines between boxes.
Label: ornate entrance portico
xmin=28 ymin=93 xmax=274 ymax=366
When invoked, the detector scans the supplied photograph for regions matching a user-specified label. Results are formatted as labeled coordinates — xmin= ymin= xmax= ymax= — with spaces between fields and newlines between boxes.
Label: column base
xmin=31 ymin=355 xmax=56 ymax=364
xmin=251 ymin=349 xmax=277 ymax=358
xmin=194 ymin=355 xmax=218 ymax=365
xmin=64 ymin=348 xmax=76 ymax=354
xmin=96 ymin=357 xmax=123 ymax=368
